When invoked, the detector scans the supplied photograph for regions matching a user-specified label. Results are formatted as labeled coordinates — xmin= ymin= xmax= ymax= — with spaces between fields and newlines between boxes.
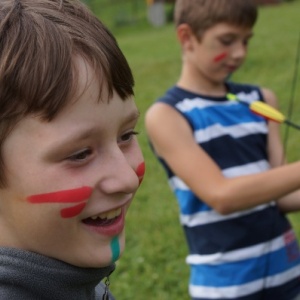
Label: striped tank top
xmin=152 ymin=82 xmax=300 ymax=300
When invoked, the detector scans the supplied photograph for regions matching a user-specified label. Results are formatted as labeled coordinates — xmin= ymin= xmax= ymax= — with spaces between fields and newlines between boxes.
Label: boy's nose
xmin=94 ymin=150 xmax=139 ymax=195
xmin=232 ymin=43 xmax=247 ymax=60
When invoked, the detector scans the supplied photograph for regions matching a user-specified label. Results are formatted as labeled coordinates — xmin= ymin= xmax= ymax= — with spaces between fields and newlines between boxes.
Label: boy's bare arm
xmin=145 ymin=102 xmax=300 ymax=215
xmin=263 ymin=88 xmax=285 ymax=167
xmin=262 ymin=87 xmax=300 ymax=212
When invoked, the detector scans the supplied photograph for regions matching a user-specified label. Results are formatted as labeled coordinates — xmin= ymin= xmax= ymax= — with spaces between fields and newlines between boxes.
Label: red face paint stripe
xmin=27 ymin=186 xmax=92 ymax=204
xmin=60 ymin=202 xmax=87 ymax=218
xmin=136 ymin=162 xmax=145 ymax=177
xmin=214 ymin=52 xmax=227 ymax=62
xmin=136 ymin=162 xmax=145 ymax=185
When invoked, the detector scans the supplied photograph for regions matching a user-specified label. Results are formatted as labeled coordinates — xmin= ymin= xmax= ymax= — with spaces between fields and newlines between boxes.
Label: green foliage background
xmin=87 ymin=1 xmax=300 ymax=298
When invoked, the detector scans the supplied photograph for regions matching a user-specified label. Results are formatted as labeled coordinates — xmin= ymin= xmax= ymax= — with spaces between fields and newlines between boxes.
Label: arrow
xmin=227 ymin=93 xmax=300 ymax=130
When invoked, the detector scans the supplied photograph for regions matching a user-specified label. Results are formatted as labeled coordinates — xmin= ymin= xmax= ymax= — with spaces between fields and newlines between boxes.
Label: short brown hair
xmin=174 ymin=0 xmax=258 ymax=38
xmin=0 ymin=0 xmax=134 ymax=187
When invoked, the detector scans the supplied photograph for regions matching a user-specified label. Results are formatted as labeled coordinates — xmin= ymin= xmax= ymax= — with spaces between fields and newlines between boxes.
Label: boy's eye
xmin=119 ymin=131 xmax=139 ymax=143
xmin=243 ymin=38 xmax=251 ymax=46
xmin=67 ymin=149 xmax=92 ymax=162
xmin=219 ymin=38 xmax=234 ymax=46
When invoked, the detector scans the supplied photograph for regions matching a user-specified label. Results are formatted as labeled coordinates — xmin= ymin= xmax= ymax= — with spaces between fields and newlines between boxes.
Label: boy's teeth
xmin=90 ymin=208 xmax=121 ymax=220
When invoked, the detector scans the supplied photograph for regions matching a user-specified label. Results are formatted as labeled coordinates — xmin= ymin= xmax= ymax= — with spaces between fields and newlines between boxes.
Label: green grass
xmin=87 ymin=1 xmax=300 ymax=298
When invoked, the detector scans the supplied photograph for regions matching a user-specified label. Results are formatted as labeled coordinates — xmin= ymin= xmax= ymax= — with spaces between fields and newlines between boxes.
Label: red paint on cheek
xmin=27 ymin=186 xmax=93 ymax=219
xmin=27 ymin=186 xmax=92 ymax=204
xmin=136 ymin=162 xmax=146 ymax=185
xmin=214 ymin=52 xmax=227 ymax=62
xmin=60 ymin=202 xmax=87 ymax=218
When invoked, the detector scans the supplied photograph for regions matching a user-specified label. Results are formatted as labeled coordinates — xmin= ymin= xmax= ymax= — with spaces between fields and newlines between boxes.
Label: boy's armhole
xmin=260 ymin=87 xmax=279 ymax=108
xmin=157 ymin=97 xmax=195 ymax=132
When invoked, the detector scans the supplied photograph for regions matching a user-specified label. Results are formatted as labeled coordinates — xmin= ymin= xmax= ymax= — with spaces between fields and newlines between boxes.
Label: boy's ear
xmin=176 ymin=24 xmax=195 ymax=50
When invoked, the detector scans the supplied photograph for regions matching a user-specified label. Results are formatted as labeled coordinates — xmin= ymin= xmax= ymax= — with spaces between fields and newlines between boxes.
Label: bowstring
xmin=282 ymin=31 xmax=300 ymax=164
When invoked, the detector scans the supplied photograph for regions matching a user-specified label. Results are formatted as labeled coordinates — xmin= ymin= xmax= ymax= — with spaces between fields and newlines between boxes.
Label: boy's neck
xmin=177 ymin=67 xmax=227 ymax=97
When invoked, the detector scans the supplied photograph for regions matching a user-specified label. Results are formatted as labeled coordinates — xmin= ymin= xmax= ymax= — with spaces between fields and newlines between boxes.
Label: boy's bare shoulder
xmin=146 ymin=102 xmax=177 ymax=122
xmin=145 ymin=101 xmax=187 ymax=132
xmin=261 ymin=87 xmax=279 ymax=108
xmin=145 ymin=101 xmax=193 ymax=154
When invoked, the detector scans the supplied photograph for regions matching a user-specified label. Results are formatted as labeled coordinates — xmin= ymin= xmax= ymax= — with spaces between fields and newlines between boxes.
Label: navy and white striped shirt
xmin=151 ymin=82 xmax=300 ymax=300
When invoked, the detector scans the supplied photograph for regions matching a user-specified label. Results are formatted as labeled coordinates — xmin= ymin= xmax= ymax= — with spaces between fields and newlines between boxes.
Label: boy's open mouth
xmin=82 ymin=207 xmax=122 ymax=226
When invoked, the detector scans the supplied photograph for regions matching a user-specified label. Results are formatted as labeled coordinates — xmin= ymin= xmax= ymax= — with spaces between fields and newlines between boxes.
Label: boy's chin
xmin=74 ymin=238 xmax=125 ymax=268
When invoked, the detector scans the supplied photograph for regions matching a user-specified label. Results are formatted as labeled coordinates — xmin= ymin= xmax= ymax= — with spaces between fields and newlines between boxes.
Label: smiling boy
xmin=0 ymin=0 xmax=144 ymax=299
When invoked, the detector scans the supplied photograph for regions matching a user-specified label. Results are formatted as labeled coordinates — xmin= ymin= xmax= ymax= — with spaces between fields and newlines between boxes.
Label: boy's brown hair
xmin=174 ymin=0 xmax=258 ymax=39
xmin=0 ymin=0 xmax=134 ymax=187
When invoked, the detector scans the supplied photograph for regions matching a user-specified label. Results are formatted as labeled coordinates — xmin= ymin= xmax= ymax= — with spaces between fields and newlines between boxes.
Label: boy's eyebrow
xmin=219 ymin=32 xmax=254 ymax=38
xmin=245 ymin=32 xmax=254 ymax=39
xmin=43 ymin=128 xmax=100 ymax=160
xmin=124 ymin=108 xmax=140 ymax=123
xmin=44 ymin=108 xmax=140 ymax=159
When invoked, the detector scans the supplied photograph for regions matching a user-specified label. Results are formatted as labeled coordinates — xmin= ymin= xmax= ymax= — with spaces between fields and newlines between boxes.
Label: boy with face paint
xmin=145 ymin=0 xmax=300 ymax=299
xmin=0 ymin=0 xmax=145 ymax=299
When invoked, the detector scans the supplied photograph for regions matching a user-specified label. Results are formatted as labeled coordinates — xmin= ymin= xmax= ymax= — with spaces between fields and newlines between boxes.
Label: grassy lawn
xmin=88 ymin=1 xmax=300 ymax=298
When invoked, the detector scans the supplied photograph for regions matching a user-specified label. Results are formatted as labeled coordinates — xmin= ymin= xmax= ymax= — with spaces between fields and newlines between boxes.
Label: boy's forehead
xmin=4 ymin=59 xmax=106 ymax=140
xmin=73 ymin=56 xmax=106 ymax=95
xmin=65 ymin=56 xmax=110 ymax=110
xmin=204 ymin=22 xmax=253 ymax=37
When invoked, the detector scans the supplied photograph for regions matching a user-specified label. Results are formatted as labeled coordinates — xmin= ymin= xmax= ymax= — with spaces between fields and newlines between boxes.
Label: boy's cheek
xmin=26 ymin=186 xmax=93 ymax=219
xmin=27 ymin=186 xmax=93 ymax=204
xmin=24 ymin=160 xmax=146 ymax=219
xmin=213 ymin=52 xmax=227 ymax=62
